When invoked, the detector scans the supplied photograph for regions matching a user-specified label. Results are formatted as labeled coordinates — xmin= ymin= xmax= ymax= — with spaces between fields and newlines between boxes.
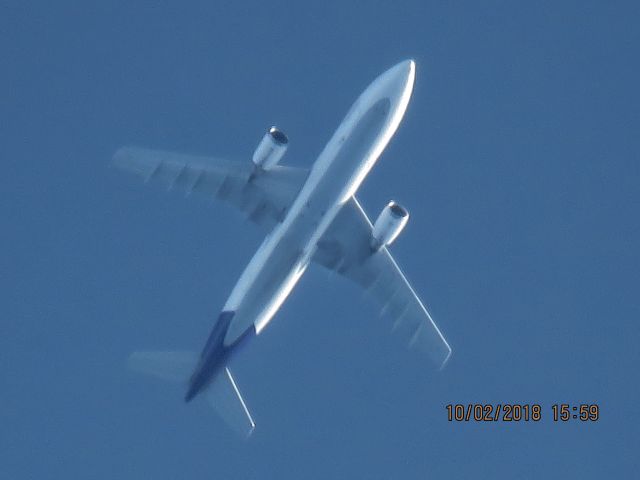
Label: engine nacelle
xmin=371 ymin=201 xmax=409 ymax=250
xmin=252 ymin=126 xmax=288 ymax=170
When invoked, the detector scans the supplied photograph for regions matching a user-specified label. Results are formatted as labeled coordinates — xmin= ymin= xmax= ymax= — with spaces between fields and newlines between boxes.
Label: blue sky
xmin=2 ymin=1 xmax=639 ymax=478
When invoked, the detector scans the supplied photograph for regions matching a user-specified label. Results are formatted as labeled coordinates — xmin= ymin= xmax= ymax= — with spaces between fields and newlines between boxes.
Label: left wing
xmin=113 ymin=147 xmax=309 ymax=230
xmin=313 ymin=197 xmax=452 ymax=369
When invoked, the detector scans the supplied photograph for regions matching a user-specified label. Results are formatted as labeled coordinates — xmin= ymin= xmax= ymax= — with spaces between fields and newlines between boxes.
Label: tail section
xmin=127 ymin=351 xmax=255 ymax=437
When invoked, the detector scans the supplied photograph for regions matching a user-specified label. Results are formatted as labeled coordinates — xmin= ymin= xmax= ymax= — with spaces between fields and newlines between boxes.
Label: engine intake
xmin=252 ymin=126 xmax=289 ymax=170
xmin=371 ymin=201 xmax=409 ymax=250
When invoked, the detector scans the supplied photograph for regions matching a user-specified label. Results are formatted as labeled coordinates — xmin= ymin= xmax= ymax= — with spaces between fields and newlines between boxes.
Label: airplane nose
xmin=377 ymin=59 xmax=415 ymax=93
xmin=399 ymin=59 xmax=415 ymax=75
xmin=391 ymin=59 xmax=415 ymax=88
xmin=406 ymin=59 xmax=416 ymax=80
xmin=380 ymin=59 xmax=415 ymax=106
xmin=386 ymin=58 xmax=414 ymax=75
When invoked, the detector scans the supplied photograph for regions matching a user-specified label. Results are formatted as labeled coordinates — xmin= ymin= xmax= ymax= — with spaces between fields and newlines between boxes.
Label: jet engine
xmin=371 ymin=201 xmax=409 ymax=250
xmin=252 ymin=126 xmax=288 ymax=170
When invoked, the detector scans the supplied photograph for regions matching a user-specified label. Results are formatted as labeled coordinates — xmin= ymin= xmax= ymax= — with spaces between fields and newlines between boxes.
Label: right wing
xmin=113 ymin=147 xmax=309 ymax=230
xmin=313 ymin=197 xmax=452 ymax=369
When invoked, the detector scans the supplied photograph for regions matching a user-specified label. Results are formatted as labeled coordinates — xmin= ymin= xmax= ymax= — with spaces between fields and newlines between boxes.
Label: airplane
xmin=114 ymin=59 xmax=451 ymax=437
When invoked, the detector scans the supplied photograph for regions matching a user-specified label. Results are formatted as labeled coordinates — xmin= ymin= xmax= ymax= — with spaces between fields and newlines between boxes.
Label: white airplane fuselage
xmin=185 ymin=60 xmax=416 ymax=402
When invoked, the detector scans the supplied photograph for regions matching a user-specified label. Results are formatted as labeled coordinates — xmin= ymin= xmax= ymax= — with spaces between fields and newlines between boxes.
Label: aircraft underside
xmin=117 ymin=59 xmax=451 ymax=437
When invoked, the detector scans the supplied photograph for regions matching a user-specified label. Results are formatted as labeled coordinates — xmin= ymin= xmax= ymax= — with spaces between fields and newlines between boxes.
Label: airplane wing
xmin=113 ymin=147 xmax=309 ymax=230
xmin=312 ymin=197 xmax=452 ymax=369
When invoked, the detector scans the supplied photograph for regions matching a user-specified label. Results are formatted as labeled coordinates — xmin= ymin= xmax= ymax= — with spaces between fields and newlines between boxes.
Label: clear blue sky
xmin=2 ymin=1 xmax=639 ymax=478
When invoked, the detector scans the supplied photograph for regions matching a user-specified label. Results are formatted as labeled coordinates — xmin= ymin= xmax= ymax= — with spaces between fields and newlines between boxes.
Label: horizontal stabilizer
xmin=127 ymin=351 xmax=255 ymax=437
xmin=127 ymin=351 xmax=197 ymax=382
xmin=205 ymin=367 xmax=255 ymax=438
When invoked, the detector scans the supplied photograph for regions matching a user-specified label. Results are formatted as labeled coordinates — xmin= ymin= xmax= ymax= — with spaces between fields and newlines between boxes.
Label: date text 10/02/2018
xmin=445 ymin=404 xmax=600 ymax=422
